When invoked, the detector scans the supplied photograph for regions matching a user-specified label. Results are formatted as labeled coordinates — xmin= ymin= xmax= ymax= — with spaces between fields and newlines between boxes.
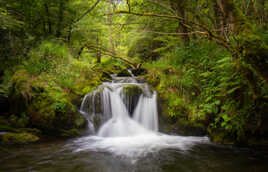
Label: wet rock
xmin=74 ymin=115 xmax=87 ymax=129
xmin=207 ymin=128 xmax=234 ymax=144
xmin=117 ymin=69 xmax=132 ymax=77
xmin=101 ymin=72 xmax=112 ymax=82
xmin=171 ymin=119 xmax=207 ymax=136
xmin=132 ymin=68 xmax=148 ymax=76
xmin=121 ymin=84 xmax=143 ymax=116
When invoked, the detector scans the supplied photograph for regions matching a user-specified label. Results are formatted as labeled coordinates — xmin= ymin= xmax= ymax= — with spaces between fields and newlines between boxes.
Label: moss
xmin=9 ymin=114 xmax=29 ymax=128
xmin=122 ymin=84 xmax=143 ymax=97
xmin=122 ymin=84 xmax=143 ymax=115
xmin=60 ymin=129 xmax=81 ymax=137
xmin=1 ymin=132 xmax=39 ymax=144
xmin=0 ymin=124 xmax=19 ymax=132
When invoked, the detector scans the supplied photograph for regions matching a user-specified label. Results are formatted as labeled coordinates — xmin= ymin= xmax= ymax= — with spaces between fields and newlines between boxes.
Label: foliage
xmin=145 ymin=39 xmax=268 ymax=142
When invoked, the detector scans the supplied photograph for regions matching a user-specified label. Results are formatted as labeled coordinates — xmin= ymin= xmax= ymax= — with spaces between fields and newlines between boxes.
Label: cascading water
xmin=77 ymin=75 xmax=209 ymax=160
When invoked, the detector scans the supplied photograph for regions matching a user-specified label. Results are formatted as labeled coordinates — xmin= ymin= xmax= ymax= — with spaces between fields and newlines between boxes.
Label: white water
xmin=78 ymin=77 xmax=209 ymax=160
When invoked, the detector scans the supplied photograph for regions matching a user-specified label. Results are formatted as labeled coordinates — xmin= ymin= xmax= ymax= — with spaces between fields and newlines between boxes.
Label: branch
xmin=111 ymin=10 xmax=233 ymax=52
xmin=86 ymin=44 xmax=138 ymax=68
xmin=146 ymin=0 xmax=176 ymax=14
xmin=73 ymin=0 xmax=102 ymax=24
xmin=103 ymin=22 xmax=146 ymax=26
xmin=112 ymin=10 xmax=181 ymax=20
xmin=141 ymin=30 xmax=207 ymax=35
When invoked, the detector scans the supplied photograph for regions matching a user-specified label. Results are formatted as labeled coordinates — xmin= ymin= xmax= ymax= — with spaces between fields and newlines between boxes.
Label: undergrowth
xmin=145 ymin=40 xmax=268 ymax=142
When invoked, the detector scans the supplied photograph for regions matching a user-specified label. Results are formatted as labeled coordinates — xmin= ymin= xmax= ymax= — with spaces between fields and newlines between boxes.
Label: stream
xmin=1 ymin=76 xmax=268 ymax=172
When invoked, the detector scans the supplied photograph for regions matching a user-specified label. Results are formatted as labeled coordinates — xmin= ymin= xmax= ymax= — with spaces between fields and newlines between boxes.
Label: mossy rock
xmin=121 ymin=84 xmax=143 ymax=115
xmin=164 ymin=117 xmax=207 ymax=136
xmin=1 ymin=132 xmax=39 ymax=144
xmin=74 ymin=115 xmax=87 ymax=129
xmin=207 ymin=128 xmax=234 ymax=144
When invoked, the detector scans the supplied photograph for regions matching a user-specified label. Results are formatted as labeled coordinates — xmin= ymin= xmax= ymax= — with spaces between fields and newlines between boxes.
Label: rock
xmin=207 ymin=128 xmax=234 ymax=144
xmin=171 ymin=119 xmax=207 ymax=136
xmin=132 ymin=68 xmax=148 ymax=76
xmin=74 ymin=115 xmax=87 ymax=129
xmin=117 ymin=69 xmax=132 ymax=77
xmin=1 ymin=132 xmax=39 ymax=144
xmin=121 ymin=84 xmax=143 ymax=116
xmin=100 ymin=72 xmax=112 ymax=82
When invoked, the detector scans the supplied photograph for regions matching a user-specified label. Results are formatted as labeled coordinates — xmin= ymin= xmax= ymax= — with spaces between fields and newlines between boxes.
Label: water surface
xmin=1 ymin=137 xmax=268 ymax=172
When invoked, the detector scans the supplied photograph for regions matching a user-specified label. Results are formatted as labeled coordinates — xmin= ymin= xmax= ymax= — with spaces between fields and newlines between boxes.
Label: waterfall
xmin=133 ymin=92 xmax=158 ymax=131
xmin=77 ymin=75 xmax=209 ymax=159
xmin=80 ymin=77 xmax=158 ymax=136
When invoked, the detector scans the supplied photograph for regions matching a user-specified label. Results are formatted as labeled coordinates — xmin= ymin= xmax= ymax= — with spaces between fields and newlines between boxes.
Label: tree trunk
xmin=106 ymin=0 xmax=115 ymax=55
xmin=169 ymin=0 xmax=190 ymax=44
xmin=213 ymin=1 xmax=224 ymax=35
xmin=56 ymin=0 xmax=64 ymax=38
xmin=96 ymin=35 xmax=101 ymax=63
xmin=216 ymin=0 xmax=235 ymax=33
xmin=43 ymin=1 xmax=52 ymax=35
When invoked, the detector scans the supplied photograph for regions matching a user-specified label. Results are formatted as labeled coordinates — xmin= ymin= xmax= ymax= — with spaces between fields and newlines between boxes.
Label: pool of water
xmin=1 ymin=136 xmax=268 ymax=172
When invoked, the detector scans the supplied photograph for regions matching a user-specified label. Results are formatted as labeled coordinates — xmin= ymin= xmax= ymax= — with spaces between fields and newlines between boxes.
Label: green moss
xmin=122 ymin=84 xmax=143 ymax=97
xmin=9 ymin=113 xmax=29 ymax=128
xmin=1 ymin=132 xmax=39 ymax=144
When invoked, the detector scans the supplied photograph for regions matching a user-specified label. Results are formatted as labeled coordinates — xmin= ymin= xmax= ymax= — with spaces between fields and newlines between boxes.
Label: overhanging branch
xmin=110 ymin=10 xmax=233 ymax=51
xmin=86 ymin=44 xmax=138 ymax=68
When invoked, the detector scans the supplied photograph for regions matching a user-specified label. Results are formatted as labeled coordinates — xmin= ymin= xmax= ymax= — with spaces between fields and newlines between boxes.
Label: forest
xmin=0 ymin=0 xmax=268 ymax=171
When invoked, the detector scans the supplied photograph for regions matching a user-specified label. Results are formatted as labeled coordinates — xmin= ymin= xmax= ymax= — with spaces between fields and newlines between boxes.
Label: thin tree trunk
xmin=43 ymin=1 xmax=52 ymax=35
xmin=56 ymin=0 xmax=64 ymax=38
xmin=96 ymin=35 xmax=101 ymax=63
xmin=107 ymin=0 xmax=115 ymax=55
xmin=77 ymin=46 xmax=85 ymax=59
xmin=169 ymin=0 xmax=189 ymax=44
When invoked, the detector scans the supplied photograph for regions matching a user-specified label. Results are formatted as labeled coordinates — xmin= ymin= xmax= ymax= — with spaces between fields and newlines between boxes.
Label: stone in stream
xmin=121 ymin=84 xmax=143 ymax=116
